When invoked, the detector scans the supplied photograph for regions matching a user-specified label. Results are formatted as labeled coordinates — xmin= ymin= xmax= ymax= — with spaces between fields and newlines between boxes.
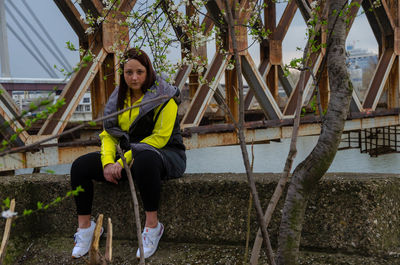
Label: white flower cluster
xmin=85 ymin=27 xmax=95 ymax=35
xmin=102 ymin=0 xmax=114 ymax=11
xmin=1 ymin=210 xmax=17 ymax=219
xmin=97 ymin=16 xmax=105 ymax=25
xmin=372 ymin=0 xmax=382 ymax=8
xmin=310 ymin=1 xmax=318 ymax=10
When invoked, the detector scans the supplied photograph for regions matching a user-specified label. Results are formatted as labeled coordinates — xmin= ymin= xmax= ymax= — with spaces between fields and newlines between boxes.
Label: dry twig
xmin=116 ymin=145 xmax=145 ymax=265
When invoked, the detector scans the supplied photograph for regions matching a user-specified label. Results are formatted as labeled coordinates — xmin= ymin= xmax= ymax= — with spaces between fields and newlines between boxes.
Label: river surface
xmin=15 ymin=135 xmax=400 ymax=175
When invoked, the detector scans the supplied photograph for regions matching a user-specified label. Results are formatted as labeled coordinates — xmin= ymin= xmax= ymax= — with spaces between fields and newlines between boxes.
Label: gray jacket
xmin=103 ymin=76 xmax=186 ymax=179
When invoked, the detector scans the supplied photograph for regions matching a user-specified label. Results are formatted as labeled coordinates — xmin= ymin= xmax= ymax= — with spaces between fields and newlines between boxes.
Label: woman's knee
xmin=70 ymin=152 xmax=102 ymax=184
xmin=133 ymin=151 xmax=164 ymax=172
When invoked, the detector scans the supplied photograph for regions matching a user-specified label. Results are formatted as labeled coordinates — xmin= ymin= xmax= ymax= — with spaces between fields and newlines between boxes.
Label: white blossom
xmin=226 ymin=63 xmax=235 ymax=71
xmin=1 ymin=210 xmax=17 ymax=219
xmin=85 ymin=27 xmax=95 ymax=35
xmin=96 ymin=16 xmax=105 ymax=25
xmin=310 ymin=1 xmax=318 ymax=10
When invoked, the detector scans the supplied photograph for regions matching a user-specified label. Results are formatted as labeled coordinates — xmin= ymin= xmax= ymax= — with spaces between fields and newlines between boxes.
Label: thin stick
xmin=89 ymin=214 xmax=104 ymax=265
xmin=244 ymin=143 xmax=255 ymax=264
xmin=223 ymin=0 xmax=276 ymax=264
xmin=0 ymin=199 xmax=16 ymax=265
xmin=105 ymin=218 xmax=112 ymax=262
xmin=250 ymin=44 xmax=310 ymax=265
xmin=116 ymin=145 xmax=145 ymax=265
xmin=0 ymin=95 xmax=169 ymax=157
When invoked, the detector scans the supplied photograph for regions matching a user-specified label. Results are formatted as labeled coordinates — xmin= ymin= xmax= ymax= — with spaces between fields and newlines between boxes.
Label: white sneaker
xmin=136 ymin=222 xmax=164 ymax=259
xmin=72 ymin=220 xmax=103 ymax=258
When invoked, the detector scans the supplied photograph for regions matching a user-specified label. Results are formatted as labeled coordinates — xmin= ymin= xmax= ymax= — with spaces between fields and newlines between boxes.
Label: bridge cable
xmin=20 ymin=0 xmax=73 ymax=71
xmin=7 ymin=1 xmax=71 ymax=72
xmin=6 ymin=24 xmax=58 ymax=78
xmin=5 ymin=5 xmax=58 ymax=78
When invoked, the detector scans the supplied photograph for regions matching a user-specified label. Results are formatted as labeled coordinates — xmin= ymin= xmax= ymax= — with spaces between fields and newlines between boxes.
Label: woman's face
xmin=123 ymin=59 xmax=147 ymax=93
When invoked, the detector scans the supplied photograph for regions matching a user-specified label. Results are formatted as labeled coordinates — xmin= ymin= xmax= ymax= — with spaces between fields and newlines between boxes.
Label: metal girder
xmin=283 ymin=52 xmax=323 ymax=117
xmin=2 ymin=113 xmax=400 ymax=171
xmin=241 ymin=53 xmax=283 ymax=120
xmin=184 ymin=113 xmax=400 ymax=149
xmin=79 ymin=0 xmax=103 ymax=18
xmin=244 ymin=58 xmax=271 ymax=110
xmin=278 ymin=64 xmax=293 ymax=97
xmin=118 ymin=0 xmax=137 ymax=13
xmin=180 ymin=52 xmax=232 ymax=128
xmin=363 ymin=48 xmax=396 ymax=110
xmin=362 ymin=0 xmax=394 ymax=46
xmin=205 ymin=0 xmax=227 ymax=30
xmin=0 ymin=142 xmax=100 ymax=172
xmin=39 ymin=45 xmax=107 ymax=135
xmin=274 ymin=0 xmax=297 ymax=41
xmin=0 ymin=84 xmax=28 ymax=146
xmin=350 ymin=90 xmax=363 ymax=112
xmin=53 ymin=0 xmax=88 ymax=40
xmin=174 ymin=65 xmax=193 ymax=91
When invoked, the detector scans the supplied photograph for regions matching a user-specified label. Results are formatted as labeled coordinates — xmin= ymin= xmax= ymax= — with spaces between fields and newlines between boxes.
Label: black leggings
xmin=70 ymin=150 xmax=165 ymax=214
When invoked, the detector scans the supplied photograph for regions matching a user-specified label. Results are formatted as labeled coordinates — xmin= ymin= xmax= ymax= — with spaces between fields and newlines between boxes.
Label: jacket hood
xmin=103 ymin=76 xmax=178 ymax=138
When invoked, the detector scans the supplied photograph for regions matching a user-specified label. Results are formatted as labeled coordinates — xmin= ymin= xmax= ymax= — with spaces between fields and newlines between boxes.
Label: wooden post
xmin=105 ymin=218 xmax=113 ymax=262
xmin=89 ymin=214 xmax=104 ymax=265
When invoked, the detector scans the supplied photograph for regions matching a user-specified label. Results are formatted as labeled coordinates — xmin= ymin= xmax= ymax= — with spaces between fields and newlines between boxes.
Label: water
xmin=15 ymin=135 xmax=400 ymax=175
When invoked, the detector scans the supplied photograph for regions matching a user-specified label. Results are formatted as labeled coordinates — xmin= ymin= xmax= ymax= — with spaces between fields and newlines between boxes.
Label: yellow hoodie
xmin=99 ymin=94 xmax=178 ymax=168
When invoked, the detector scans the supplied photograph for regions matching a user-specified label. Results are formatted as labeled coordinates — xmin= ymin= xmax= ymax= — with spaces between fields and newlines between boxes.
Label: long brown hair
xmin=117 ymin=49 xmax=156 ymax=110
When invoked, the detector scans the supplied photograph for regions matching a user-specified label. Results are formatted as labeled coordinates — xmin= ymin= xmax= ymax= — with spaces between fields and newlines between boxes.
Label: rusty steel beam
xmin=180 ymin=52 xmax=231 ymax=128
xmin=244 ymin=58 xmax=271 ymax=110
xmin=278 ymin=64 xmax=293 ymax=97
xmin=275 ymin=0 xmax=297 ymax=41
xmin=174 ymin=65 xmax=193 ymax=91
xmin=54 ymin=0 xmax=88 ymax=40
xmin=39 ymin=45 xmax=107 ymax=135
xmin=241 ymin=53 xmax=283 ymax=120
xmin=283 ymin=52 xmax=323 ymax=117
xmin=79 ymin=0 xmax=103 ymax=18
xmin=2 ymin=112 xmax=400 ymax=171
xmin=363 ymin=48 xmax=396 ymax=110
xmin=0 ymin=84 xmax=28 ymax=146
xmin=118 ymin=0 xmax=137 ymax=13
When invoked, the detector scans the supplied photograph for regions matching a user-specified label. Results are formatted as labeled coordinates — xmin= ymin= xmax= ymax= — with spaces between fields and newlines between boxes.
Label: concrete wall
xmin=1 ymin=173 xmax=399 ymax=258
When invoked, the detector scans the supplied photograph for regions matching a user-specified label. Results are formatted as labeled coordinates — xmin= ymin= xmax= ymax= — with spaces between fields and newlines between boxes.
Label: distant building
xmin=1 ymin=78 xmax=92 ymax=121
xmin=346 ymin=45 xmax=378 ymax=98
xmin=346 ymin=44 xmax=378 ymax=70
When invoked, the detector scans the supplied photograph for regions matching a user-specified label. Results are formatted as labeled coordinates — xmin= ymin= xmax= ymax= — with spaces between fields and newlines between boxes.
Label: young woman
xmin=70 ymin=48 xmax=186 ymax=259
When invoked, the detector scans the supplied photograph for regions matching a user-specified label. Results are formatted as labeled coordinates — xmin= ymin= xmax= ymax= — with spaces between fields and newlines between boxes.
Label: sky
xmin=0 ymin=0 xmax=379 ymax=79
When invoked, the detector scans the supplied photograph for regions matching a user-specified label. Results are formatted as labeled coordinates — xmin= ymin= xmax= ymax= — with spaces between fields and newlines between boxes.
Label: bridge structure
xmin=1 ymin=0 xmax=400 ymax=172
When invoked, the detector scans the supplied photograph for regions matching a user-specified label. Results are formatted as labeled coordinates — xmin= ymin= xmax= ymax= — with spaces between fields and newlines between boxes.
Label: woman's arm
xmin=116 ymin=99 xmax=177 ymax=167
xmin=99 ymin=130 xmax=118 ymax=168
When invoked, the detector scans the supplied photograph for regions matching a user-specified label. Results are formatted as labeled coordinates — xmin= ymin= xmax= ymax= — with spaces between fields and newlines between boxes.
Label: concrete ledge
xmin=1 ymin=173 xmax=400 ymax=258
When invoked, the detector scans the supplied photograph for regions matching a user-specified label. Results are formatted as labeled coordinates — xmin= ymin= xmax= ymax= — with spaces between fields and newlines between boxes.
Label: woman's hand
xmin=103 ymin=163 xmax=123 ymax=184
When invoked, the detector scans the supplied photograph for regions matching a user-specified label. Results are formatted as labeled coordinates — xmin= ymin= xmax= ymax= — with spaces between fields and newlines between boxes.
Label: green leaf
xmin=37 ymin=201 xmax=43 ymax=210
xmin=3 ymin=197 xmax=10 ymax=208
xmin=23 ymin=209 xmax=33 ymax=216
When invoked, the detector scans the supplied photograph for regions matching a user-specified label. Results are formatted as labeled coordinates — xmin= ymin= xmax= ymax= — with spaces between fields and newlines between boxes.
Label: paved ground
xmin=5 ymin=236 xmax=400 ymax=265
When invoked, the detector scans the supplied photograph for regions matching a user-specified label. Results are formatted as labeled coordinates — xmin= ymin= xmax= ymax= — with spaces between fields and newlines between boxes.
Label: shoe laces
xmin=142 ymin=231 xmax=155 ymax=248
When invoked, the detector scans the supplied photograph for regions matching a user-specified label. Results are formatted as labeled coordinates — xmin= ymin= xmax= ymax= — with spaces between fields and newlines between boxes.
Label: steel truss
xmin=1 ymin=0 xmax=400 ymax=172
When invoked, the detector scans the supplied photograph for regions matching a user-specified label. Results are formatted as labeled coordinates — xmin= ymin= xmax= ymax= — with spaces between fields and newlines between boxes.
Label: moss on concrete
xmin=1 ymin=172 xmax=400 ymax=261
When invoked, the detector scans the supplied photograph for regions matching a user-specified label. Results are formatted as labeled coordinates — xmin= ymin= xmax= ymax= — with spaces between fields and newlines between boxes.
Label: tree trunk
xmin=277 ymin=0 xmax=352 ymax=263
